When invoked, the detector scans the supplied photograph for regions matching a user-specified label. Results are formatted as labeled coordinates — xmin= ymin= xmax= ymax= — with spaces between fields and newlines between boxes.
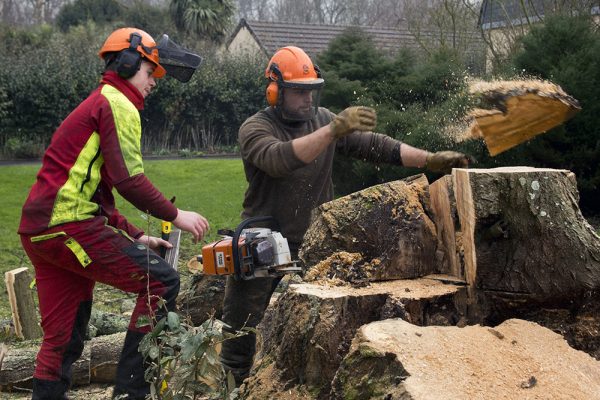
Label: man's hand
xmin=172 ymin=209 xmax=209 ymax=243
xmin=425 ymin=151 xmax=469 ymax=174
xmin=330 ymin=106 xmax=377 ymax=139
xmin=137 ymin=235 xmax=172 ymax=253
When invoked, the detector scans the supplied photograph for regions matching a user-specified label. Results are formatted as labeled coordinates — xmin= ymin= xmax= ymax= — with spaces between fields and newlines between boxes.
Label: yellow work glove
xmin=425 ymin=151 xmax=469 ymax=174
xmin=330 ymin=106 xmax=377 ymax=139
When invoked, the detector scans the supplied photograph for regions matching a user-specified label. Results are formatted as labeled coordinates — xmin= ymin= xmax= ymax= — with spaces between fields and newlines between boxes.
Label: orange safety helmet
xmin=265 ymin=46 xmax=324 ymax=106
xmin=99 ymin=27 xmax=166 ymax=79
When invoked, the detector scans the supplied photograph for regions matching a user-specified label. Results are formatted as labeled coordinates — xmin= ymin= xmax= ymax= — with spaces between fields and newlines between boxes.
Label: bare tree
xmin=468 ymin=0 xmax=599 ymax=71
xmin=1 ymin=0 xmax=25 ymax=25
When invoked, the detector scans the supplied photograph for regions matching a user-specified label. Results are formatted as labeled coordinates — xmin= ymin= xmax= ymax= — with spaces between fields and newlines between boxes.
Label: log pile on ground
xmin=0 ymin=332 xmax=125 ymax=392
xmin=242 ymin=167 xmax=600 ymax=399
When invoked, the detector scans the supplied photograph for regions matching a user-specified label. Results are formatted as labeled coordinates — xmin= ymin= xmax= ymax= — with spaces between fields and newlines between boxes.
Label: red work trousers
xmin=20 ymin=216 xmax=180 ymax=399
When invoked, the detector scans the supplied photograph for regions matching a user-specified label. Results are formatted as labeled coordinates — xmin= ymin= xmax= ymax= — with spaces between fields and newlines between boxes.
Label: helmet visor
xmin=156 ymin=34 xmax=203 ymax=83
xmin=278 ymin=83 xmax=323 ymax=122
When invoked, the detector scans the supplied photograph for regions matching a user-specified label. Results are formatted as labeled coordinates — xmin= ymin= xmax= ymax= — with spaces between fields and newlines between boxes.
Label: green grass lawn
xmin=0 ymin=158 xmax=247 ymax=323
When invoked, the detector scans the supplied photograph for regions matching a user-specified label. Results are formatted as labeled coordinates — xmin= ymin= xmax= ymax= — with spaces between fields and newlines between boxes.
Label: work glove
xmin=425 ymin=151 xmax=469 ymax=174
xmin=330 ymin=106 xmax=377 ymax=139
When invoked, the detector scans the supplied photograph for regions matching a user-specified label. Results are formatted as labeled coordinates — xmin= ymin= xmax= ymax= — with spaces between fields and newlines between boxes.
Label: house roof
xmin=226 ymin=18 xmax=482 ymax=59
xmin=478 ymin=0 xmax=600 ymax=30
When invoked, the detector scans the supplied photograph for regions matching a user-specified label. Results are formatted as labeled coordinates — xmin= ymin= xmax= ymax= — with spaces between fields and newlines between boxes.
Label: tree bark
xmin=299 ymin=174 xmax=439 ymax=281
xmin=444 ymin=167 xmax=600 ymax=315
xmin=177 ymin=273 xmax=226 ymax=326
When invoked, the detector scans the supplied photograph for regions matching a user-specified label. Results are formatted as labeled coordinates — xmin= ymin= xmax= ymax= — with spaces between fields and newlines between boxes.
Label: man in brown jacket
xmin=220 ymin=45 xmax=468 ymax=385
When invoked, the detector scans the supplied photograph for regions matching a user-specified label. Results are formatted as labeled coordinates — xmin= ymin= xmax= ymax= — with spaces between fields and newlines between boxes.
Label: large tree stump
xmin=331 ymin=318 xmax=600 ymax=400
xmin=440 ymin=167 xmax=600 ymax=315
xmin=299 ymin=175 xmax=438 ymax=280
xmin=247 ymin=278 xmax=466 ymax=398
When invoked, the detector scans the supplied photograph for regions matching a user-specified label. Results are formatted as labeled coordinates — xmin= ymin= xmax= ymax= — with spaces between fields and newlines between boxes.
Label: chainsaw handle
xmin=232 ymin=216 xmax=280 ymax=280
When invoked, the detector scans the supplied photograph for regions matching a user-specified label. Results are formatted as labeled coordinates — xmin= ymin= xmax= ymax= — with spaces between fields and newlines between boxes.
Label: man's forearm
xmin=400 ymin=143 xmax=430 ymax=168
xmin=291 ymin=125 xmax=335 ymax=163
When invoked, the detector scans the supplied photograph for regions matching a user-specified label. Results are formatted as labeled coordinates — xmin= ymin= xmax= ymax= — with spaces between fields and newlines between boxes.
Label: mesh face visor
xmin=156 ymin=34 xmax=203 ymax=83
xmin=278 ymin=80 xmax=324 ymax=122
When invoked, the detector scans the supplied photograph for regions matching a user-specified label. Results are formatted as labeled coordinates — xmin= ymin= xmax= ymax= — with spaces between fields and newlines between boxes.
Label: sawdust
xmin=467 ymin=78 xmax=573 ymax=98
xmin=303 ymin=251 xmax=381 ymax=287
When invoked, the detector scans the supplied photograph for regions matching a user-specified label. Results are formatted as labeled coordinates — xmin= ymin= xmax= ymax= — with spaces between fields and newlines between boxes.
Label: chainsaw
xmin=198 ymin=216 xmax=302 ymax=280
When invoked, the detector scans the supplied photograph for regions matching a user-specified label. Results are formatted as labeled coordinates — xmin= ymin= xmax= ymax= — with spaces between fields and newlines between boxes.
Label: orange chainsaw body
xmin=201 ymin=237 xmax=247 ymax=276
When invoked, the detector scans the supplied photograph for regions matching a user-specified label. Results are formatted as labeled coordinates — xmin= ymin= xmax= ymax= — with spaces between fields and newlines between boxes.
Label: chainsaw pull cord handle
xmin=232 ymin=216 xmax=280 ymax=281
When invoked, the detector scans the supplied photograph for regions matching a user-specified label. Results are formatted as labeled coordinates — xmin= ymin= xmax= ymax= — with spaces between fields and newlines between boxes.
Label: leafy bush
xmin=0 ymin=24 xmax=106 ymax=149
xmin=0 ymin=22 xmax=265 ymax=158
xmin=3 ymin=137 xmax=45 ymax=159
xmin=55 ymin=0 xmax=123 ymax=32
xmin=140 ymin=312 xmax=242 ymax=399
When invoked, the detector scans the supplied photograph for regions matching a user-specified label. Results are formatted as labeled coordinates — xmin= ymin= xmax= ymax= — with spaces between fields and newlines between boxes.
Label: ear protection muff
xmin=114 ymin=33 xmax=143 ymax=79
xmin=266 ymin=81 xmax=279 ymax=106
xmin=265 ymin=63 xmax=283 ymax=106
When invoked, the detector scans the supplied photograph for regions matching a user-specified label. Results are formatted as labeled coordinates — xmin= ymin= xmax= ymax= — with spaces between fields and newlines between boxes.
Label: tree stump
xmin=331 ymin=318 xmax=600 ymax=400
xmin=437 ymin=167 xmax=600 ymax=317
xmin=177 ymin=272 xmax=226 ymax=326
xmin=299 ymin=175 xmax=438 ymax=281
xmin=248 ymin=278 xmax=466 ymax=398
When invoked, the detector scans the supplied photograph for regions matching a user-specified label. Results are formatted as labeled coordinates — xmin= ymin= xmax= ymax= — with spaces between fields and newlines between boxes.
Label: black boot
xmin=113 ymin=330 xmax=149 ymax=400
xmin=32 ymin=377 xmax=69 ymax=400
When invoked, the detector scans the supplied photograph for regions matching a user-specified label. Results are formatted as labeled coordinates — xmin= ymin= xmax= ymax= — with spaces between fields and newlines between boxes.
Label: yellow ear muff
xmin=266 ymin=81 xmax=279 ymax=106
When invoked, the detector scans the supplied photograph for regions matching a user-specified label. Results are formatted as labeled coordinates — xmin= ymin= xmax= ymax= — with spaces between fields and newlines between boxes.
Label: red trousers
xmin=21 ymin=216 xmax=179 ymax=399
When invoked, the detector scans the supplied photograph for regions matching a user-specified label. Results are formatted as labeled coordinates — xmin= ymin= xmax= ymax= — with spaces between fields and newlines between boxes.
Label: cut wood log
xmin=446 ymin=167 xmax=600 ymax=315
xmin=331 ymin=319 xmax=600 ymax=400
xmin=0 ymin=343 xmax=90 ymax=391
xmin=248 ymin=278 xmax=466 ymax=398
xmin=4 ymin=267 xmax=42 ymax=340
xmin=299 ymin=174 xmax=439 ymax=281
xmin=0 ymin=332 xmax=125 ymax=391
xmin=467 ymin=80 xmax=580 ymax=156
xmin=90 ymin=332 xmax=125 ymax=383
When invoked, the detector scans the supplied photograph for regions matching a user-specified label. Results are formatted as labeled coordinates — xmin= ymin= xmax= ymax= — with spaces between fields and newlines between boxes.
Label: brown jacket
xmin=239 ymin=106 xmax=402 ymax=251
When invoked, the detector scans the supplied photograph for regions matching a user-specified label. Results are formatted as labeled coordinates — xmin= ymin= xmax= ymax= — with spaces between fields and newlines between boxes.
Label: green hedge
xmin=0 ymin=23 xmax=265 ymax=157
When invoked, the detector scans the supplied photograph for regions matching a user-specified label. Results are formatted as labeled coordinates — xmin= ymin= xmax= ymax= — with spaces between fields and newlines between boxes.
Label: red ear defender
xmin=266 ymin=81 xmax=279 ymax=106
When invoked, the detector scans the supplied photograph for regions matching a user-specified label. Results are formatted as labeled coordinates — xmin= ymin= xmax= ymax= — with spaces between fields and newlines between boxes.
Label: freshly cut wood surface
xmin=332 ymin=318 xmax=600 ymax=400
xmin=249 ymin=278 xmax=466 ymax=398
xmin=467 ymin=79 xmax=580 ymax=156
